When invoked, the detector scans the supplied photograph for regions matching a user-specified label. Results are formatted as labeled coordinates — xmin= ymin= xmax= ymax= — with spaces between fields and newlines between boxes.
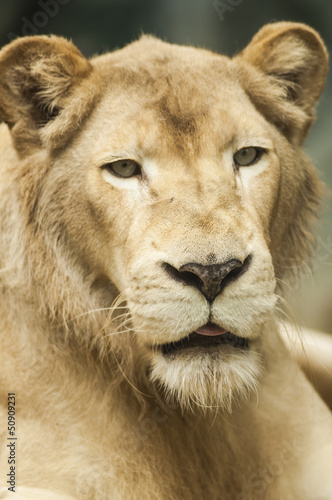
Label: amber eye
xmin=102 ymin=159 xmax=141 ymax=178
xmin=233 ymin=147 xmax=265 ymax=167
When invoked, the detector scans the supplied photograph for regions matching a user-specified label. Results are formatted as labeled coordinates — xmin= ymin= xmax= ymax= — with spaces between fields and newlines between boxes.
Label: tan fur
xmin=0 ymin=23 xmax=331 ymax=499
xmin=281 ymin=325 xmax=332 ymax=410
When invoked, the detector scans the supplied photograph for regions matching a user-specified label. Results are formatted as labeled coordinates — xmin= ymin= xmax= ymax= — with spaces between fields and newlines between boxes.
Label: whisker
xmin=69 ymin=307 xmax=114 ymax=322
xmin=112 ymin=348 xmax=153 ymax=399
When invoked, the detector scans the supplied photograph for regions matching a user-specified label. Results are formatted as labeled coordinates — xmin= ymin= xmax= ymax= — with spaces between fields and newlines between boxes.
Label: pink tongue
xmin=194 ymin=323 xmax=228 ymax=336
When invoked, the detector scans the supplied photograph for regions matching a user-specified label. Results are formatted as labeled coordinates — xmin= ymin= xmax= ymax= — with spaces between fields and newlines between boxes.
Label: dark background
xmin=1 ymin=0 xmax=331 ymax=333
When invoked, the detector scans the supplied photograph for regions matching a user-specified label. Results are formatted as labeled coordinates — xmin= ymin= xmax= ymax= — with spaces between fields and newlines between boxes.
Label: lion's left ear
xmin=0 ymin=35 xmax=93 ymax=154
xmin=235 ymin=22 xmax=329 ymax=143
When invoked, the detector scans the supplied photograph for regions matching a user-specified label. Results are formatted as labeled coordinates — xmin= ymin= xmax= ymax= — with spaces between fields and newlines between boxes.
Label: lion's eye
xmin=233 ymin=147 xmax=264 ymax=167
xmin=103 ymin=160 xmax=141 ymax=178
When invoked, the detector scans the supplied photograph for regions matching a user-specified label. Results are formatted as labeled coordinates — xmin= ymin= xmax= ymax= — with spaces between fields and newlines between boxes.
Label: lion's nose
xmin=163 ymin=256 xmax=251 ymax=302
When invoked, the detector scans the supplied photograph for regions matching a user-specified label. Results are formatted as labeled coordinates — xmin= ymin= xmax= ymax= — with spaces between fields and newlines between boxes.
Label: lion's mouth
xmin=161 ymin=323 xmax=249 ymax=356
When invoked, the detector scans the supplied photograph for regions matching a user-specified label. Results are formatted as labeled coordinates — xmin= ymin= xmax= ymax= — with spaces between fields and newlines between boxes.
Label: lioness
xmin=0 ymin=22 xmax=331 ymax=500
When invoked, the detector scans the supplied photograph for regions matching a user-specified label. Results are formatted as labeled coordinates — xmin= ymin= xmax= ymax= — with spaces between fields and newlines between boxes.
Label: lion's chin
xmin=149 ymin=345 xmax=261 ymax=412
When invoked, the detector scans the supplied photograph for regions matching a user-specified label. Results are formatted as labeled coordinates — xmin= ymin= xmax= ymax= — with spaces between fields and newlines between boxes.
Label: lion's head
xmin=0 ymin=23 xmax=328 ymax=410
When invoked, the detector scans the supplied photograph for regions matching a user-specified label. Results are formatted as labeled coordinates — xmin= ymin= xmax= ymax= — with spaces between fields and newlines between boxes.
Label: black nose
xmin=163 ymin=256 xmax=251 ymax=302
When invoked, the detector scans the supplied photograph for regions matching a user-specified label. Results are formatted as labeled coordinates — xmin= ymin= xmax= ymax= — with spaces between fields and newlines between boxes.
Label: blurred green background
xmin=1 ymin=0 xmax=331 ymax=333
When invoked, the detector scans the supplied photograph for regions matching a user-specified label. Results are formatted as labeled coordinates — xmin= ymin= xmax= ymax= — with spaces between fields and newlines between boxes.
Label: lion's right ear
xmin=235 ymin=22 xmax=329 ymax=144
xmin=0 ymin=35 xmax=92 ymax=154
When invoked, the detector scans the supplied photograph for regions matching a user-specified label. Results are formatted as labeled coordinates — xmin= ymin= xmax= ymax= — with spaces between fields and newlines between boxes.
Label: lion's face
xmin=73 ymin=61 xmax=279 ymax=407
xmin=0 ymin=24 xmax=327 ymax=409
